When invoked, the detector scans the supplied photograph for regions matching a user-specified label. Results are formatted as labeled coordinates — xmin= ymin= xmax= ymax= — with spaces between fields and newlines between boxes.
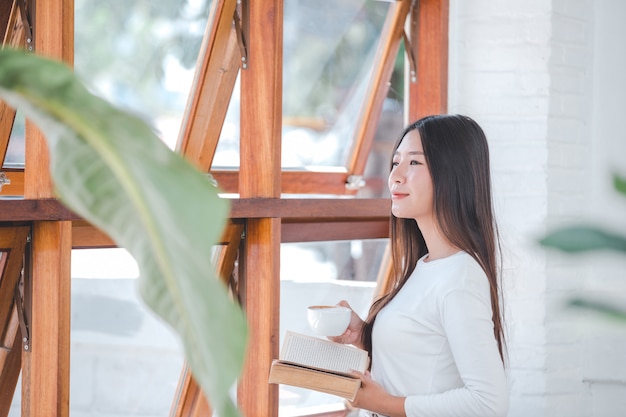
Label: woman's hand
xmin=350 ymin=370 xmax=406 ymax=417
xmin=328 ymin=300 xmax=365 ymax=348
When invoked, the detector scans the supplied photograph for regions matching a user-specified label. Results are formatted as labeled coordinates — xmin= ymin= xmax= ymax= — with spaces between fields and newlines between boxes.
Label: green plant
xmin=0 ymin=49 xmax=247 ymax=417
xmin=540 ymin=174 xmax=626 ymax=321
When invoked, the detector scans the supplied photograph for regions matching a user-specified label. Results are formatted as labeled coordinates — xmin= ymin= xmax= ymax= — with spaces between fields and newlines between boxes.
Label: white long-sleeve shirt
xmin=369 ymin=251 xmax=509 ymax=417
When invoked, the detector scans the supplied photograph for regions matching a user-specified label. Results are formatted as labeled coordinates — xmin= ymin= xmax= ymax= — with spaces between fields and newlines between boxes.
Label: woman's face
xmin=388 ymin=129 xmax=434 ymax=222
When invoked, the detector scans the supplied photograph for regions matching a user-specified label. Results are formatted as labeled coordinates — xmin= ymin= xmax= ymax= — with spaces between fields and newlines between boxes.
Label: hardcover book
xmin=268 ymin=331 xmax=369 ymax=401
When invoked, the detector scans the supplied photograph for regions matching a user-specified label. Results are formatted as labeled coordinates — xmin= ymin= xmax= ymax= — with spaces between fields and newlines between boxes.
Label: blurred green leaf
xmin=614 ymin=174 xmax=626 ymax=197
xmin=540 ymin=226 xmax=626 ymax=253
xmin=569 ymin=298 xmax=626 ymax=322
xmin=0 ymin=49 xmax=246 ymax=417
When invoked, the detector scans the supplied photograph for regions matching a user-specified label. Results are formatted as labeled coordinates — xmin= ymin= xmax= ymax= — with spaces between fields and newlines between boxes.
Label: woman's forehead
xmin=397 ymin=130 xmax=423 ymax=153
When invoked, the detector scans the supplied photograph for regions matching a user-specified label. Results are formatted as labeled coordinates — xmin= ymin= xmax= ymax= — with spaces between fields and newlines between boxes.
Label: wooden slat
xmin=169 ymin=366 xmax=212 ymax=417
xmin=407 ymin=0 xmax=449 ymax=121
xmin=212 ymin=170 xmax=357 ymax=195
xmin=346 ymin=0 xmax=411 ymax=176
xmin=0 ymin=304 xmax=19 ymax=373
xmin=176 ymin=0 xmax=240 ymax=171
xmin=0 ymin=226 xmax=29 ymax=340
xmin=0 ymin=310 xmax=22 ymax=417
xmin=215 ymin=221 xmax=244 ymax=284
xmin=0 ymin=226 xmax=29 ymax=417
xmin=0 ymin=0 xmax=25 ymax=167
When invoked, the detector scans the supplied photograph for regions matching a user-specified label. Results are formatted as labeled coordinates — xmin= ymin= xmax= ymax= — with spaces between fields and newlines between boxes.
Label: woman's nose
xmin=389 ymin=166 xmax=404 ymax=184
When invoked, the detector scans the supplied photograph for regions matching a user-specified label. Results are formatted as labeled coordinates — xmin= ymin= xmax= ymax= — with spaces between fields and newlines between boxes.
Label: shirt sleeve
xmin=404 ymin=286 xmax=509 ymax=417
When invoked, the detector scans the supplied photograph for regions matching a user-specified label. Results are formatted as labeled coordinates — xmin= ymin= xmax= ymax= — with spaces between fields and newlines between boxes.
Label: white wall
xmin=586 ymin=1 xmax=626 ymax=415
xmin=450 ymin=0 xmax=626 ymax=416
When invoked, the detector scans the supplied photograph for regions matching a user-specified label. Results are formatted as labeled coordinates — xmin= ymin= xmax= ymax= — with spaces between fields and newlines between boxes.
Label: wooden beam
xmin=0 ymin=197 xmax=390 ymax=222
xmin=281 ymin=219 xmax=388 ymax=243
xmin=0 ymin=198 xmax=78 ymax=222
xmin=21 ymin=1 xmax=74 ymax=416
xmin=21 ymin=221 xmax=72 ymax=417
xmin=237 ymin=217 xmax=280 ymax=416
xmin=237 ymin=0 xmax=282 ymax=414
xmin=229 ymin=197 xmax=389 ymax=219
xmin=347 ymin=0 xmax=411 ymax=176
xmin=176 ymin=0 xmax=240 ymax=172
xmin=239 ymin=1 xmax=282 ymax=198
xmin=407 ymin=0 xmax=449 ymax=121
xmin=4 ymin=169 xmax=379 ymax=197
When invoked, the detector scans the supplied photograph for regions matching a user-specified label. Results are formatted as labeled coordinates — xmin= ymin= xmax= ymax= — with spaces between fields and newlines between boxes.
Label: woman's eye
xmin=391 ymin=161 xmax=399 ymax=167
xmin=410 ymin=160 xmax=420 ymax=165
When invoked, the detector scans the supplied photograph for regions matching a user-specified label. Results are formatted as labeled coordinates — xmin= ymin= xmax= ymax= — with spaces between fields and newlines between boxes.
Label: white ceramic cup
xmin=307 ymin=305 xmax=351 ymax=337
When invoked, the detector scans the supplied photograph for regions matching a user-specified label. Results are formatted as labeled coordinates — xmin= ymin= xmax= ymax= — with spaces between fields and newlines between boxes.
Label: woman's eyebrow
xmin=394 ymin=150 xmax=424 ymax=155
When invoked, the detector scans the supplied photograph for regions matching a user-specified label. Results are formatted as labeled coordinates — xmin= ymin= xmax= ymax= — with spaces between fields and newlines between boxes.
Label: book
xmin=268 ymin=331 xmax=369 ymax=401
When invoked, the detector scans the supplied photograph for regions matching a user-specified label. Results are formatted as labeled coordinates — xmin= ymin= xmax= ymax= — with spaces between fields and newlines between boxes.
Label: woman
xmin=333 ymin=115 xmax=509 ymax=417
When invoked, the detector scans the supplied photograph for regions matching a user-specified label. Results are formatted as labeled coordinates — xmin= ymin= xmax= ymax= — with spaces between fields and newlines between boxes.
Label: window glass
xmin=279 ymin=238 xmax=386 ymax=414
xmin=3 ymin=113 xmax=25 ymax=169
xmin=74 ymin=0 xmax=212 ymax=150
xmin=68 ymin=248 xmax=184 ymax=416
xmin=213 ymin=0 xmax=399 ymax=171
xmin=68 ymin=1 xmax=211 ymax=415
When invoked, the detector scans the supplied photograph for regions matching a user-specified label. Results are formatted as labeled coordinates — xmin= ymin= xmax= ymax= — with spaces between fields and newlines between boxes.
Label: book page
xmin=280 ymin=331 xmax=368 ymax=375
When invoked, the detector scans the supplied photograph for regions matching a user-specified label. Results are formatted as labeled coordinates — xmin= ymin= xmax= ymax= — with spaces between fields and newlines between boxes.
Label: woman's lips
xmin=391 ymin=192 xmax=408 ymax=199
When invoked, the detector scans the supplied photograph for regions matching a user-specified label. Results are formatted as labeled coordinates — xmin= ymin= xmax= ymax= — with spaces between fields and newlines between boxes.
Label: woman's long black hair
xmin=362 ymin=114 xmax=505 ymax=362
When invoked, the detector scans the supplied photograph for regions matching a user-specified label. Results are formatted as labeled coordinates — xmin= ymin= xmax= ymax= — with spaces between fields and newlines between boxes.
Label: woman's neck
xmin=417 ymin=217 xmax=460 ymax=262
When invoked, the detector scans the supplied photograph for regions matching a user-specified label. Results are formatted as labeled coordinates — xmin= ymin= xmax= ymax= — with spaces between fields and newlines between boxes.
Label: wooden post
xmin=21 ymin=1 xmax=74 ymax=416
xmin=407 ymin=0 xmax=449 ymax=121
xmin=237 ymin=0 xmax=282 ymax=415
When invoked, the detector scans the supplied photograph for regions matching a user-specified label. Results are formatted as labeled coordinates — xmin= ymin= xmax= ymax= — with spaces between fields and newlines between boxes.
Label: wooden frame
xmin=175 ymin=0 xmax=240 ymax=171
xmin=0 ymin=0 xmax=26 ymax=168
xmin=0 ymin=0 xmax=422 ymax=198
xmin=17 ymin=1 xmax=74 ymax=417
xmin=347 ymin=0 xmax=411 ymax=176
xmin=0 ymin=0 xmax=448 ymax=416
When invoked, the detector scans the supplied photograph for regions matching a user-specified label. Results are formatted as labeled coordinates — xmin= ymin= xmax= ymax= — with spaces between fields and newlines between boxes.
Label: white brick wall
xmin=451 ymin=0 xmax=626 ymax=416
